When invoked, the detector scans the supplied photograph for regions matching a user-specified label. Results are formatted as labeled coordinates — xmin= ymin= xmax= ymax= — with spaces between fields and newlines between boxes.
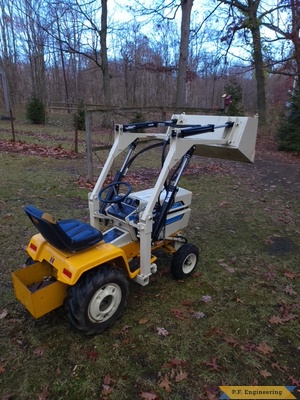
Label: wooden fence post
xmin=85 ymin=110 xmax=93 ymax=182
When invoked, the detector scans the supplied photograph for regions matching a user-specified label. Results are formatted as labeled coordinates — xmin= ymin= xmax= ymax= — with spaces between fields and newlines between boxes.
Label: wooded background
xmin=0 ymin=0 xmax=298 ymax=126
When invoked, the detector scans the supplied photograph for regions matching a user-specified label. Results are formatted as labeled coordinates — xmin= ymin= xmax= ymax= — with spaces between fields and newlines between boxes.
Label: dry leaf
xmin=240 ymin=342 xmax=257 ymax=352
xmin=158 ymin=374 xmax=172 ymax=392
xmin=170 ymin=308 xmax=186 ymax=320
xmin=224 ymin=336 xmax=239 ymax=347
xmin=37 ymin=387 xmax=50 ymax=400
xmin=102 ymin=385 xmax=113 ymax=396
xmin=257 ymin=342 xmax=273 ymax=355
xmin=164 ymin=358 xmax=186 ymax=368
xmin=204 ymin=326 xmax=223 ymax=338
xmin=139 ymin=317 xmax=149 ymax=325
xmin=193 ymin=311 xmax=205 ymax=319
xmin=284 ymin=285 xmax=297 ymax=296
xmin=271 ymin=361 xmax=288 ymax=372
xmin=260 ymin=369 xmax=272 ymax=378
xmin=269 ymin=315 xmax=285 ymax=325
xmin=0 ymin=365 xmax=5 ymax=374
xmin=182 ymin=300 xmax=193 ymax=306
xmin=87 ymin=351 xmax=99 ymax=361
xmin=203 ymin=357 xmax=221 ymax=371
xmin=157 ymin=327 xmax=169 ymax=337
xmin=175 ymin=371 xmax=188 ymax=383
xmin=140 ymin=392 xmax=159 ymax=400
xmin=0 ymin=309 xmax=8 ymax=319
xmin=289 ymin=375 xmax=300 ymax=386
xmin=202 ymin=295 xmax=212 ymax=303
xmin=33 ymin=346 xmax=48 ymax=356
xmin=284 ymin=270 xmax=297 ymax=279
xmin=269 ymin=314 xmax=297 ymax=324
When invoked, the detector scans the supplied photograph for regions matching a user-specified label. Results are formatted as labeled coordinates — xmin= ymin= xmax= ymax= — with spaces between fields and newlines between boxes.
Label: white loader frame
xmin=88 ymin=114 xmax=258 ymax=285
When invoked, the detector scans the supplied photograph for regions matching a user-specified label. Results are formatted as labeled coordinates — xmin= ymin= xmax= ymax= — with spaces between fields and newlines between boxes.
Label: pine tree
xmin=25 ymin=96 xmax=45 ymax=124
xmin=277 ymin=83 xmax=300 ymax=152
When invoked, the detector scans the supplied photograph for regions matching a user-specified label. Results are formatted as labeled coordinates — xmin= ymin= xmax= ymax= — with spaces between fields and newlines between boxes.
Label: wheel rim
xmin=88 ymin=283 xmax=122 ymax=323
xmin=182 ymin=253 xmax=197 ymax=274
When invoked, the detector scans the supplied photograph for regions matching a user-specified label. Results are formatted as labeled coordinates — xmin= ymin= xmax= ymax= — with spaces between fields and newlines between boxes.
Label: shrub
xmin=25 ymin=96 xmax=45 ymax=124
xmin=277 ymin=84 xmax=300 ymax=152
xmin=224 ymin=80 xmax=244 ymax=116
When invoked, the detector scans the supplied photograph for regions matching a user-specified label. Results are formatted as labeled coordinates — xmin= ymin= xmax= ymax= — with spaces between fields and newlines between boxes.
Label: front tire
xmin=65 ymin=265 xmax=129 ymax=335
xmin=171 ymin=243 xmax=199 ymax=280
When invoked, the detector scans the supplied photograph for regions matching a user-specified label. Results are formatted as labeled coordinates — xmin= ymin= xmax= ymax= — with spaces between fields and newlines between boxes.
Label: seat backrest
xmin=25 ymin=205 xmax=71 ymax=250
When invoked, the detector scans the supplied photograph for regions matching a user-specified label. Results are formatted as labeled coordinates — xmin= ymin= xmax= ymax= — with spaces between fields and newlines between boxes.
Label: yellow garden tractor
xmin=12 ymin=114 xmax=258 ymax=334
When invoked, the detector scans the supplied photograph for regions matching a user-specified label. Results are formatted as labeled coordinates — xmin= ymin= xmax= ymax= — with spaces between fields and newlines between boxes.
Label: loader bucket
xmin=12 ymin=261 xmax=68 ymax=318
xmin=172 ymin=114 xmax=258 ymax=163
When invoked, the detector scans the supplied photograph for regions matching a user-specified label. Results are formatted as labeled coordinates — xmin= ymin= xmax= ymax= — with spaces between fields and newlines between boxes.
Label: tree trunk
xmin=291 ymin=0 xmax=300 ymax=80
xmin=251 ymin=23 xmax=266 ymax=124
xmin=100 ymin=0 xmax=111 ymax=107
xmin=175 ymin=0 xmax=193 ymax=107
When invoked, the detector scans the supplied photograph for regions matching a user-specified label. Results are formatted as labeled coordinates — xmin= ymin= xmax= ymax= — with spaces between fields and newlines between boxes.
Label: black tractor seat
xmin=25 ymin=205 xmax=102 ymax=252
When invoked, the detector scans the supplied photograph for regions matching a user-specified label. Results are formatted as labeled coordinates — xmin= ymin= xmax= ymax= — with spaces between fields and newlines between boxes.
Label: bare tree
xmin=175 ymin=0 xmax=193 ymax=107
xmin=217 ymin=0 xmax=267 ymax=124
xmin=262 ymin=0 xmax=300 ymax=80
xmin=0 ymin=0 xmax=19 ymax=106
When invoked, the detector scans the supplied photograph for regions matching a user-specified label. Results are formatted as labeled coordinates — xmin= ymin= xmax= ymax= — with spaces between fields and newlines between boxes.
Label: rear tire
xmin=65 ymin=265 xmax=129 ymax=335
xmin=171 ymin=243 xmax=199 ymax=280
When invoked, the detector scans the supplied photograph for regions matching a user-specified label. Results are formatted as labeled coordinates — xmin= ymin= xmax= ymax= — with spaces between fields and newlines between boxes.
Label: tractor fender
xmin=26 ymin=234 xmax=130 ymax=285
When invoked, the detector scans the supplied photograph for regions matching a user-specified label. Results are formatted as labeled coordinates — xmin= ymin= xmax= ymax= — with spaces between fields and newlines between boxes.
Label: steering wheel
xmin=98 ymin=181 xmax=132 ymax=205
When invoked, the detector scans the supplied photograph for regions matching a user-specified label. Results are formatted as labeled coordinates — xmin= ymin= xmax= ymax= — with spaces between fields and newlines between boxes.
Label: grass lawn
xmin=0 ymin=119 xmax=299 ymax=400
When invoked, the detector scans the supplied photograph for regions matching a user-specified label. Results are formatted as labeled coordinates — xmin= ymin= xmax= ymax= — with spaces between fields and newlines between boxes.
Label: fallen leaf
xmin=87 ymin=351 xmax=99 ymax=361
xmin=0 ymin=365 xmax=5 ymax=374
xmin=264 ymin=271 xmax=276 ymax=281
xmin=204 ymin=385 xmax=220 ymax=400
xmin=193 ymin=311 xmax=205 ymax=319
xmin=33 ymin=346 xmax=48 ymax=357
xmin=0 ymin=309 xmax=8 ymax=319
xmin=284 ymin=285 xmax=297 ymax=296
xmin=284 ymin=270 xmax=297 ymax=279
xmin=204 ymin=326 xmax=223 ymax=338
xmin=219 ymin=201 xmax=230 ymax=207
xmin=182 ymin=300 xmax=193 ymax=306
xmin=140 ymin=392 xmax=159 ymax=400
xmin=157 ymin=327 xmax=169 ymax=337
xmin=283 ymin=313 xmax=298 ymax=322
xmin=271 ymin=361 xmax=288 ymax=372
xmin=170 ymin=308 xmax=186 ymax=320
xmin=202 ymin=295 xmax=212 ymax=303
xmin=257 ymin=342 xmax=273 ymax=355
xmin=260 ymin=369 xmax=272 ymax=378
xmin=289 ymin=375 xmax=300 ymax=386
xmin=224 ymin=266 xmax=235 ymax=273
xmin=269 ymin=314 xmax=297 ymax=324
xmin=240 ymin=342 xmax=256 ymax=352
xmin=175 ymin=371 xmax=188 ymax=383
xmin=224 ymin=336 xmax=239 ymax=347
xmin=203 ymin=357 xmax=221 ymax=371
xmin=102 ymin=384 xmax=113 ymax=396
xmin=158 ymin=374 xmax=172 ymax=392
xmin=139 ymin=317 xmax=149 ymax=325
xmin=103 ymin=374 xmax=113 ymax=386
xmin=4 ymin=213 xmax=13 ymax=218
xmin=164 ymin=358 xmax=186 ymax=368
xmin=269 ymin=315 xmax=285 ymax=325
xmin=37 ymin=387 xmax=50 ymax=400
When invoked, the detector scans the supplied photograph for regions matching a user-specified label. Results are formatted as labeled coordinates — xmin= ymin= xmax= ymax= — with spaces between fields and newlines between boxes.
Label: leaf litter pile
xmin=0 ymin=131 xmax=299 ymax=400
